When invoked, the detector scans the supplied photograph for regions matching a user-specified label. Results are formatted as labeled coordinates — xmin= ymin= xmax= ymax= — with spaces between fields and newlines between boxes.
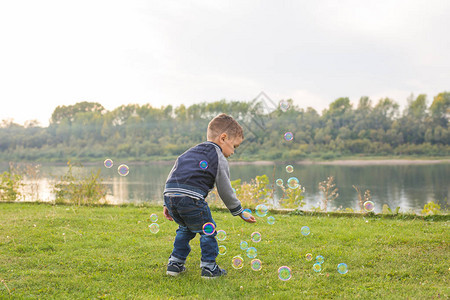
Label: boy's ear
xmin=220 ymin=133 xmax=228 ymax=141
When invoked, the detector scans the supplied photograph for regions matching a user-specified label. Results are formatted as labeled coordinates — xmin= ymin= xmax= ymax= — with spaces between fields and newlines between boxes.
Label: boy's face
xmin=218 ymin=134 xmax=243 ymax=158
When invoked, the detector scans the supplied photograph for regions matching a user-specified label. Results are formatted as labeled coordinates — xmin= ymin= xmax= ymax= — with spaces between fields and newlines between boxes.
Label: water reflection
xmin=2 ymin=162 xmax=449 ymax=213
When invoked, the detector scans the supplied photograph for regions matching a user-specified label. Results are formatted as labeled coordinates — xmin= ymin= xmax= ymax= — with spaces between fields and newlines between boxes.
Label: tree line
xmin=0 ymin=92 xmax=449 ymax=162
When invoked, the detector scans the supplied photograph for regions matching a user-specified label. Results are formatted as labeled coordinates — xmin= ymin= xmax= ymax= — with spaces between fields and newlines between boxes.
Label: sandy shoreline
xmin=229 ymin=159 xmax=450 ymax=166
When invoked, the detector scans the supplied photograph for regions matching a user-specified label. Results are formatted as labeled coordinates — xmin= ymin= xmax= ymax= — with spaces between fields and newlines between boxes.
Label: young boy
xmin=163 ymin=113 xmax=256 ymax=279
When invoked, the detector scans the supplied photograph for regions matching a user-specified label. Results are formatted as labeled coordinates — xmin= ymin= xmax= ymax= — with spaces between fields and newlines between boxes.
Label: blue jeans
xmin=164 ymin=195 xmax=218 ymax=268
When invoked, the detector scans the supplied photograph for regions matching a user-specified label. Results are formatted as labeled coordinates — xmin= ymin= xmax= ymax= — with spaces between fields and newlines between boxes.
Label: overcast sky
xmin=1 ymin=0 xmax=449 ymax=126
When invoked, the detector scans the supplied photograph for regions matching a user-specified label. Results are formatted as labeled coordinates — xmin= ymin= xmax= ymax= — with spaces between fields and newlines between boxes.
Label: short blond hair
xmin=207 ymin=113 xmax=244 ymax=140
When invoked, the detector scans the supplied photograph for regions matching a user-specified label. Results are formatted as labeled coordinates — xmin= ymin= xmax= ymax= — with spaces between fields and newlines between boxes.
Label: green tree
xmin=399 ymin=94 xmax=428 ymax=144
xmin=429 ymin=92 xmax=449 ymax=128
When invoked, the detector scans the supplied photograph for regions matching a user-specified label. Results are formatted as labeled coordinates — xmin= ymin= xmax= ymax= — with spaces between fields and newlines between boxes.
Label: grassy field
xmin=0 ymin=203 xmax=448 ymax=299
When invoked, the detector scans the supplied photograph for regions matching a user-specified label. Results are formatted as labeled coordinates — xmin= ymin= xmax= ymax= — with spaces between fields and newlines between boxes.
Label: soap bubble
xmin=104 ymin=159 xmax=113 ymax=168
xmin=251 ymin=259 xmax=262 ymax=271
xmin=278 ymin=266 xmax=292 ymax=281
xmin=316 ymin=255 xmax=324 ymax=264
xmin=199 ymin=160 xmax=208 ymax=170
xmin=118 ymin=164 xmax=130 ymax=176
xmin=305 ymin=253 xmax=313 ymax=261
xmin=246 ymin=247 xmax=257 ymax=259
xmin=364 ymin=201 xmax=375 ymax=212
xmin=240 ymin=240 xmax=249 ymax=250
xmin=284 ymin=132 xmax=294 ymax=141
xmin=150 ymin=214 xmax=158 ymax=222
xmin=267 ymin=216 xmax=275 ymax=225
xmin=276 ymin=179 xmax=284 ymax=187
xmin=337 ymin=263 xmax=348 ymax=274
xmin=218 ymin=245 xmax=227 ymax=255
xmin=202 ymin=222 xmax=215 ymax=235
xmin=149 ymin=223 xmax=159 ymax=234
xmin=313 ymin=263 xmax=322 ymax=272
xmin=287 ymin=177 xmax=300 ymax=189
xmin=255 ymin=204 xmax=268 ymax=217
xmin=285 ymin=165 xmax=294 ymax=173
xmin=279 ymin=100 xmax=290 ymax=112
xmin=216 ymin=229 xmax=226 ymax=241
xmin=301 ymin=226 xmax=310 ymax=236
xmin=251 ymin=232 xmax=261 ymax=243
xmin=232 ymin=256 xmax=244 ymax=269
xmin=242 ymin=208 xmax=252 ymax=220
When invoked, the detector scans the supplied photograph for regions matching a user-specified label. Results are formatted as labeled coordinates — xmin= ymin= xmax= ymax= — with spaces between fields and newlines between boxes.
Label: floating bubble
xmin=240 ymin=240 xmax=249 ymax=250
xmin=313 ymin=263 xmax=322 ymax=272
xmin=149 ymin=223 xmax=159 ymax=234
xmin=284 ymin=132 xmax=294 ymax=141
xmin=278 ymin=266 xmax=292 ymax=281
xmin=251 ymin=259 xmax=262 ymax=271
xmin=202 ymin=222 xmax=215 ymax=235
xmin=285 ymin=165 xmax=294 ymax=173
xmin=337 ymin=263 xmax=348 ymax=274
xmin=150 ymin=213 xmax=158 ymax=222
xmin=216 ymin=229 xmax=227 ymax=241
xmin=301 ymin=226 xmax=310 ymax=236
xmin=279 ymin=100 xmax=290 ymax=112
xmin=104 ymin=159 xmax=113 ymax=168
xmin=118 ymin=164 xmax=130 ymax=176
xmin=242 ymin=208 xmax=252 ymax=220
xmin=364 ymin=200 xmax=375 ymax=212
xmin=255 ymin=204 xmax=268 ymax=217
xmin=267 ymin=216 xmax=275 ymax=225
xmin=218 ymin=245 xmax=227 ymax=255
xmin=305 ymin=253 xmax=313 ymax=261
xmin=232 ymin=256 xmax=244 ymax=269
xmin=199 ymin=160 xmax=208 ymax=170
xmin=287 ymin=177 xmax=300 ymax=189
xmin=276 ymin=179 xmax=283 ymax=187
xmin=251 ymin=232 xmax=261 ymax=243
xmin=316 ymin=255 xmax=324 ymax=264
xmin=246 ymin=247 xmax=257 ymax=259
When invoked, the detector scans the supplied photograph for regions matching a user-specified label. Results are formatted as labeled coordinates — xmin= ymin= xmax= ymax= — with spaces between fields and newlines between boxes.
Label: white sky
xmin=1 ymin=0 xmax=449 ymax=126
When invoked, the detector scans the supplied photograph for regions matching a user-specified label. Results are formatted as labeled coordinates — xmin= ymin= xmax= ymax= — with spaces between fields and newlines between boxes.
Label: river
xmin=1 ymin=160 xmax=449 ymax=214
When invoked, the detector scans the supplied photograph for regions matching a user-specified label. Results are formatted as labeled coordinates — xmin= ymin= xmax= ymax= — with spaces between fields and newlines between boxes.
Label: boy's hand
xmin=163 ymin=206 xmax=173 ymax=221
xmin=240 ymin=212 xmax=256 ymax=223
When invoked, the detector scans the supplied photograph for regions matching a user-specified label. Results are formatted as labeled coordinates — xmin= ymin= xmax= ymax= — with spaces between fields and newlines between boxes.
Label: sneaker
xmin=201 ymin=264 xmax=227 ymax=279
xmin=166 ymin=262 xmax=186 ymax=276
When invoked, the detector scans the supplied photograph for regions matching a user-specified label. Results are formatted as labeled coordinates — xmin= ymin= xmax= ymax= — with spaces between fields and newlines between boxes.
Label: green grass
xmin=1 ymin=203 xmax=448 ymax=299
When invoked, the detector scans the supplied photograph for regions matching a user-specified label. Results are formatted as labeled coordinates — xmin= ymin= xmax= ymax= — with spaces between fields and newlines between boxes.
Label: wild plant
xmin=353 ymin=185 xmax=371 ymax=212
xmin=0 ymin=163 xmax=22 ymax=201
xmin=318 ymin=176 xmax=339 ymax=212
xmin=231 ymin=174 xmax=271 ymax=205
xmin=224 ymin=174 xmax=306 ymax=209
xmin=277 ymin=181 xmax=305 ymax=209
xmin=421 ymin=201 xmax=442 ymax=215
xmin=53 ymin=161 xmax=106 ymax=206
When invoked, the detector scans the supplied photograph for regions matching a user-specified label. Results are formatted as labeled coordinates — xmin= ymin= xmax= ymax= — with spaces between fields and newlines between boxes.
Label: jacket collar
xmin=204 ymin=141 xmax=222 ymax=152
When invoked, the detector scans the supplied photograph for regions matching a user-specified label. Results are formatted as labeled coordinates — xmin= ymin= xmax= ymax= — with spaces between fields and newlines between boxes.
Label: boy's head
xmin=207 ymin=113 xmax=244 ymax=158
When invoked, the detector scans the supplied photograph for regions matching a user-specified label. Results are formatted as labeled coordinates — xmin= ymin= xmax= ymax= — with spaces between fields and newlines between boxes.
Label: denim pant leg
xmin=198 ymin=205 xmax=218 ymax=267
xmin=164 ymin=195 xmax=218 ymax=268
xmin=170 ymin=226 xmax=196 ymax=263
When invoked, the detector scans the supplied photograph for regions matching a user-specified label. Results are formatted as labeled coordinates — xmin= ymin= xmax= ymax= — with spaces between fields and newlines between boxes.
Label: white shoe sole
xmin=166 ymin=271 xmax=181 ymax=276
xmin=201 ymin=275 xmax=218 ymax=279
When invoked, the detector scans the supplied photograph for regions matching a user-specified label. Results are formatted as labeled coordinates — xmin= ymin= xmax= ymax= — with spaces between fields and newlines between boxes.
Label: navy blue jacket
xmin=164 ymin=141 xmax=243 ymax=216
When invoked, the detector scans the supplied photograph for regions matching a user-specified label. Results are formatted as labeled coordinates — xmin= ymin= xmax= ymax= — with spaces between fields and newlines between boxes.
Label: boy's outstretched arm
xmin=163 ymin=206 xmax=173 ymax=221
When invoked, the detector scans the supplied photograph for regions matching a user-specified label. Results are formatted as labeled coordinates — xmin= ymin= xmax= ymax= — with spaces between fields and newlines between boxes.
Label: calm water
xmin=2 ymin=161 xmax=449 ymax=214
